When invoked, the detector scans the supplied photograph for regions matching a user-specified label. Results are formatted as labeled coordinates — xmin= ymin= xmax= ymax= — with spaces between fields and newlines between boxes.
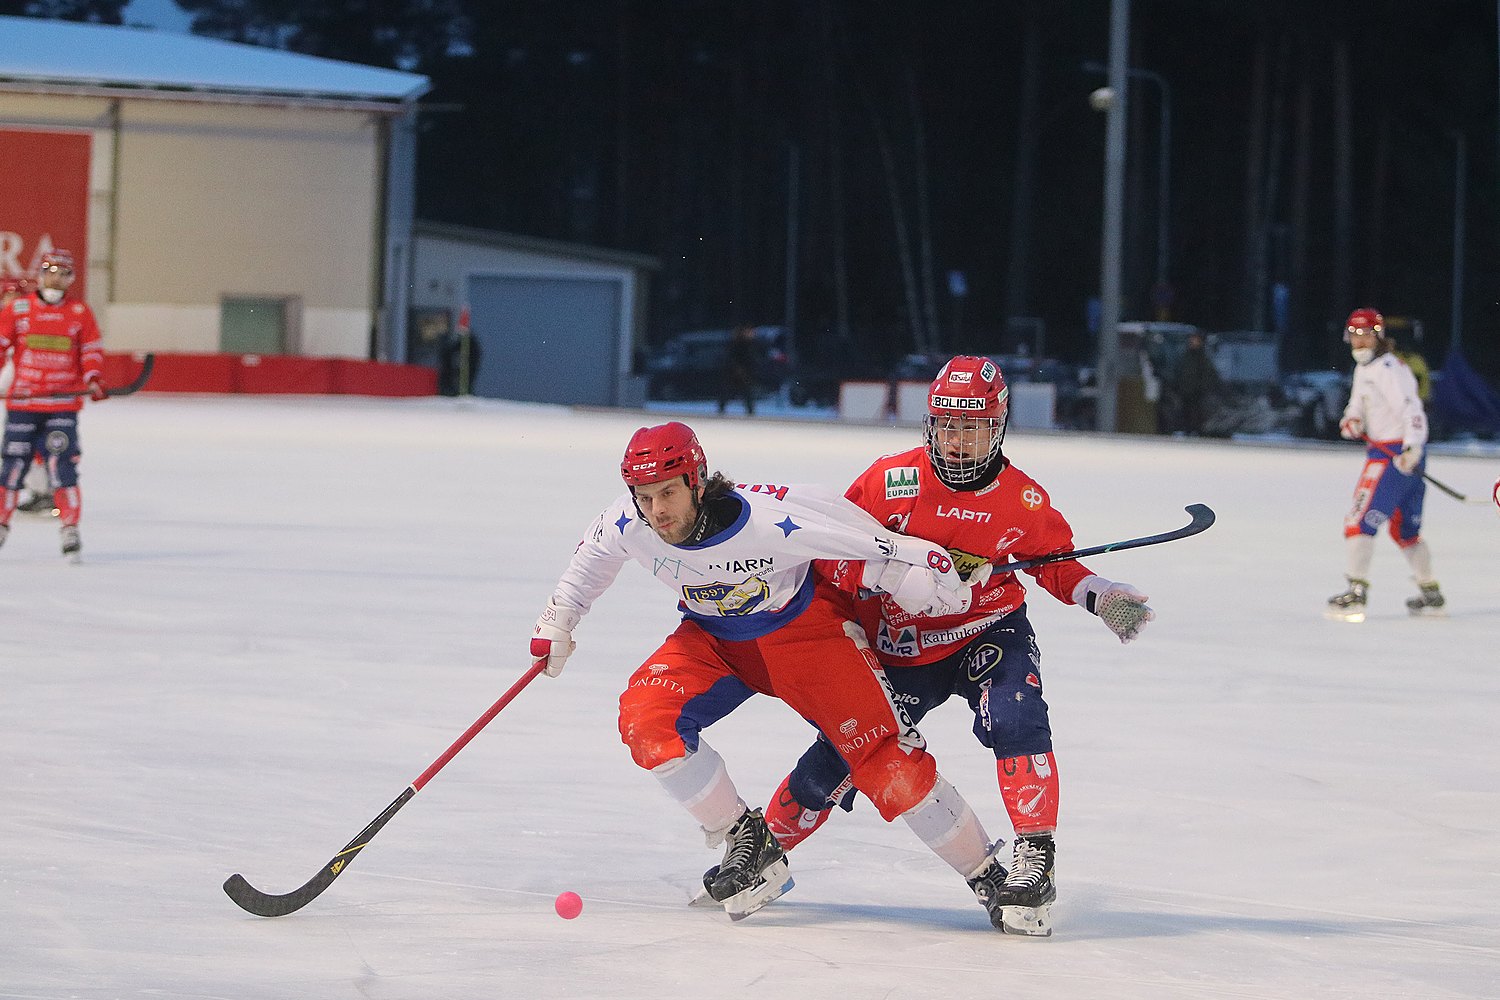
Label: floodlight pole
xmin=1095 ymin=0 xmax=1130 ymax=433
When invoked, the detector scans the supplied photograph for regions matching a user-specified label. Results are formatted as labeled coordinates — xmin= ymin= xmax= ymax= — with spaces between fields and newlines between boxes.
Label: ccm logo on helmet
xmin=931 ymin=394 xmax=989 ymax=410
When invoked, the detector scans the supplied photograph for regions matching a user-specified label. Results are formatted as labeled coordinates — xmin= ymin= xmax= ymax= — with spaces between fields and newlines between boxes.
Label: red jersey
xmin=0 ymin=292 xmax=103 ymax=413
xmin=831 ymin=447 xmax=1094 ymax=665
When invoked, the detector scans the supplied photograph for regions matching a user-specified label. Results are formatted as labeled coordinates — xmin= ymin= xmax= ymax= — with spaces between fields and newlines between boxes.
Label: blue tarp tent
xmin=1431 ymin=348 xmax=1500 ymax=435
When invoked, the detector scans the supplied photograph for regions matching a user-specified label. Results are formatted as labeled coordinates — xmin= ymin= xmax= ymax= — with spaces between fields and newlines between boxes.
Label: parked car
xmin=1278 ymin=369 xmax=1351 ymax=439
xmin=644 ymin=326 xmax=790 ymax=401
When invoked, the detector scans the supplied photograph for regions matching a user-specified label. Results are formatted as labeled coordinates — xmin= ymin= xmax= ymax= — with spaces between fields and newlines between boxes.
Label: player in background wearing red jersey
xmin=0 ymin=277 xmax=58 ymax=519
xmin=762 ymin=355 xmax=1155 ymax=936
xmin=0 ymin=250 xmax=106 ymax=562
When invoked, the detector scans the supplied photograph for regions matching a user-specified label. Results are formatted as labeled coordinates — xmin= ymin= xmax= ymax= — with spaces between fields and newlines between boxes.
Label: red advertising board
xmin=0 ymin=129 xmax=91 ymax=296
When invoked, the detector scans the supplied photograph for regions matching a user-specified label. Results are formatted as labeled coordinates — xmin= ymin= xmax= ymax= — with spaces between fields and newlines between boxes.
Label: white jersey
xmin=1343 ymin=352 xmax=1427 ymax=450
xmin=550 ymin=482 xmax=952 ymax=642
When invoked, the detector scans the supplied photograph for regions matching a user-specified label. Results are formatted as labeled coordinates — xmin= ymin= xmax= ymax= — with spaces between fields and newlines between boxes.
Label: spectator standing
xmin=717 ymin=325 xmax=758 ymax=415
xmin=1173 ymin=331 xmax=1222 ymax=435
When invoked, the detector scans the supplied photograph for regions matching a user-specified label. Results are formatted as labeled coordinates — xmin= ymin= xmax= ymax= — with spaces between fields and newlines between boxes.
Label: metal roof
xmin=0 ymin=15 xmax=429 ymax=103
xmin=415 ymin=221 xmax=661 ymax=272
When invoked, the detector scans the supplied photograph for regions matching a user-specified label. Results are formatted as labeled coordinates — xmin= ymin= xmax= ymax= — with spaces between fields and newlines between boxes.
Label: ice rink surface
xmin=2 ymin=395 xmax=1497 ymax=1000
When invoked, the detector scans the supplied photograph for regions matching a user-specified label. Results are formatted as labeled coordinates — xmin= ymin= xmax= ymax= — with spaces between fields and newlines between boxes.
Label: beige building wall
xmin=0 ymin=92 xmax=385 ymax=358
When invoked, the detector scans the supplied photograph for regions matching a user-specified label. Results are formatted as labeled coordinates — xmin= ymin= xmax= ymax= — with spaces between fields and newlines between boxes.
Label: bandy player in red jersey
xmin=762 ymin=355 xmax=1155 ymax=936
xmin=0 ymin=249 xmax=107 ymax=562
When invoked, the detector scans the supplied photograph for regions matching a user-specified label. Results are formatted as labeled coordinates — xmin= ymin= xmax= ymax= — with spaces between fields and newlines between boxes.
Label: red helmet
xmin=1344 ymin=308 xmax=1385 ymax=343
xmin=929 ymin=355 xmax=1009 ymax=419
xmin=925 ymin=355 xmax=1009 ymax=485
xmin=620 ymin=422 xmax=707 ymax=489
xmin=39 ymin=249 xmax=76 ymax=274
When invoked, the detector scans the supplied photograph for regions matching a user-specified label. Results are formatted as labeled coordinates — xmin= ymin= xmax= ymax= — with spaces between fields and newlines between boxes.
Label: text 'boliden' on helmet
xmin=925 ymin=355 xmax=1009 ymax=486
xmin=621 ymin=421 xmax=707 ymax=489
xmin=1343 ymin=308 xmax=1385 ymax=343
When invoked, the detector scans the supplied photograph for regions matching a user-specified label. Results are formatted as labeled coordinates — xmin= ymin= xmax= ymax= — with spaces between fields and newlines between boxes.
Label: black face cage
xmin=924 ymin=414 xmax=1006 ymax=485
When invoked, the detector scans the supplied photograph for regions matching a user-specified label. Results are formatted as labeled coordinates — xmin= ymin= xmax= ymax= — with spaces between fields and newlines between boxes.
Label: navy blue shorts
xmin=787 ymin=606 xmax=1053 ymax=811
xmin=2 ymin=410 xmax=80 ymax=489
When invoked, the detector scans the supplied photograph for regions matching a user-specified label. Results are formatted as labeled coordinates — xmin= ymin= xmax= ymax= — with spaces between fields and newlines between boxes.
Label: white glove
xmin=866 ymin=558 xmax=973 ymax=617
xmin=1072 ymin=574 xmax=1154 ymax=644
xmin=1393 ymin=444 xmax=1422 ymax=475
xmin=530 ymin=598 xmax=580 ymax=677
xmin=1339 ymin=415 xmax=1363 ymax=441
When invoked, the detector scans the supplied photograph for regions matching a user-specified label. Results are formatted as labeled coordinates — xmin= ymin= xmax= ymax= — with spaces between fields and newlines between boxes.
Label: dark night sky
xmin=65 ymin=0 xmax=1500 ymax=379
xmin=410 ymin=1 xmax=1500 ymax=380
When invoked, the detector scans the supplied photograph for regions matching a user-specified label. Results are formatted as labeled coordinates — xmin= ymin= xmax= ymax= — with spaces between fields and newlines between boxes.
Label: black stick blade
xmin=1183 ymin=503 xmax=1216 ymax=533
xmin=223 ymin=785 xmax=414 ymax=917
xmin=223 ymin=869 xmax=339 ymax=918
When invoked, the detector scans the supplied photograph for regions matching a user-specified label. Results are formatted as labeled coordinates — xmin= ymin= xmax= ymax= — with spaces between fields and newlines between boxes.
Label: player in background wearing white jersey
xmin=527 ymin=422 xmax=1007 ymax=921
xmin=760 ymin=356 xmax=1155 ymax=936
xmin=1326 ymin=308 xmax=1443 ymax=622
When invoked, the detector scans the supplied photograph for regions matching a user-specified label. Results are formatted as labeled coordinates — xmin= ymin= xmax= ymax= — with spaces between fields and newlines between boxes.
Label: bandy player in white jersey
xmin=1326 ymin=308 xmax=1444 ymax=622
xmin=526 ymin=422 xmax=1011 ymax=924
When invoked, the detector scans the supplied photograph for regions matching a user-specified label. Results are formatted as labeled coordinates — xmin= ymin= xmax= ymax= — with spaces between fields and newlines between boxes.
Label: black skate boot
xmin=1405 ymin=581 xmax=1446 ymax=617
xmin=60 ymin=524 xmax=81 ymax=564
xmin=1324 ymin=577 xmax=1369 ymax=623
xmin=703 ymin=807 xmax=792 ymax=920
xmin=991 ymin=834 xmax=1056 ymax=937
xmin=966 ymin=851 xmax=1011 ymax=931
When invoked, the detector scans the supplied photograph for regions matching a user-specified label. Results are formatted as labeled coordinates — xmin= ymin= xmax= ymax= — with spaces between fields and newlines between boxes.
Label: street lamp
xmin=1083 ymin=61 xmax=1172 ymax=298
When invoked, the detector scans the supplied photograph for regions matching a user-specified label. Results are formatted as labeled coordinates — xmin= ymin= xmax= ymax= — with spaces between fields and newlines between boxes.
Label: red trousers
xmin=618 ymin=586 xmax=937 ymax=821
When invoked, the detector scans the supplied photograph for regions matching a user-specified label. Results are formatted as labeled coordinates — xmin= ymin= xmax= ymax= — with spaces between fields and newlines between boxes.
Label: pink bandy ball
xmin=554 ymin=891 xmax=583 ymax=919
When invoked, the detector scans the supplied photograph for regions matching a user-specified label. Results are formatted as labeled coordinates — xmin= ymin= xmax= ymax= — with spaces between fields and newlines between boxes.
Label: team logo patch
xmin=1020 ymin=486 xmax=1045 ymax=511
xmin=965 ymin=643 xmax=1003 ymax=682
xmin=683 ymin=578 xmax=770 ymax=616
xmin=885 ymin=466 xmax=920 ymax=498
xmin=45 ymin=430 xmax=71 ymax=454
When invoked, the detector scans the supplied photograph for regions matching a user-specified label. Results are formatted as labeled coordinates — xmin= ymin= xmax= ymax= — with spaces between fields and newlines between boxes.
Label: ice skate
xmin=966 ymin=850 xmax=1011 ymax=931
xmin=60 ymin=524 xmax=82 ymax=564
xmin=1405 ymin=581 xmax=1446 ymax=618
xmin=702 ymin=807 xmax=793 ymax=920
xmin=1324 ymin=577 xmax=1368 ymax=623
xmin=991 ymin=835 xmax=1056 ymax=937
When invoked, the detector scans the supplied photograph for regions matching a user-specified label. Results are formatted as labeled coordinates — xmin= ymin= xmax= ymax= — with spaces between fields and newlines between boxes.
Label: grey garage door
xmin=466 ymin=274 xmax=622 ymax=405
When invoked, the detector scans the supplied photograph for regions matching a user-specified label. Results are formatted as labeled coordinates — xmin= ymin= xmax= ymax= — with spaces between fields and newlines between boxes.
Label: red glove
xmin=86 ymin=378 xmax=107 ymax=402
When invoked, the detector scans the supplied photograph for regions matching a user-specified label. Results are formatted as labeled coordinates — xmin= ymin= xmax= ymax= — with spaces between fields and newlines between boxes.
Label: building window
xmin=221 ymin=297 xmax=298 ymax=354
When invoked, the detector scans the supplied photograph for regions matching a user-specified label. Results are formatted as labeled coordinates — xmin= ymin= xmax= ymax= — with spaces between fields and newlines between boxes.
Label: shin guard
xmin=997 ymin=752 xmax=1059 ymax=836
xmin=54 ymin=485 xmax=81 ymax=527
